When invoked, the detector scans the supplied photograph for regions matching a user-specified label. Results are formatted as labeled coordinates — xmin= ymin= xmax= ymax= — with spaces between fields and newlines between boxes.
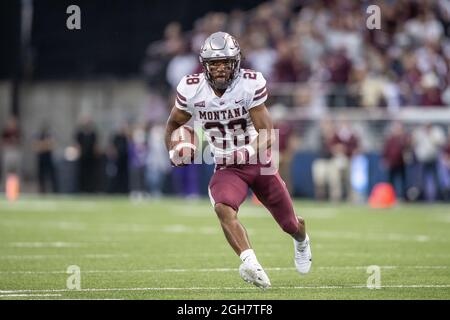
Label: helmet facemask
xmin=201 ymin=55 xmax=241 ymax=90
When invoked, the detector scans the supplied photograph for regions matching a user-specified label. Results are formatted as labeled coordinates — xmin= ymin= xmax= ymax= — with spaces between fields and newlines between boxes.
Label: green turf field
xmin=0 ymin=196 xmax=449 ymax=300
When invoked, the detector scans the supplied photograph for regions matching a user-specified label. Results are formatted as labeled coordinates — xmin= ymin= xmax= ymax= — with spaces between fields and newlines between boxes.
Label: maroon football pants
xmin=208 ymin=163 xmax=299 ymax=235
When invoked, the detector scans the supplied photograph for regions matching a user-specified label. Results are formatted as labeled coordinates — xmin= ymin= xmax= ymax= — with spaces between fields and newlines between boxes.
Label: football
xmin=170 ymin=125 xmax=199 ymax=165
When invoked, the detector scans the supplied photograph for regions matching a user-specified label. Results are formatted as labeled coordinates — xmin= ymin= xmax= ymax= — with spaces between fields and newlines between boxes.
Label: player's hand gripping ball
xmin=169 ymin=125 xmax=199 ymax=166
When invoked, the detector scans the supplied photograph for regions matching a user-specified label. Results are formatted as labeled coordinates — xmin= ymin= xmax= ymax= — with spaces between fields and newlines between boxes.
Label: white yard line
xmin=0 ymin=220 xmax=86 ymax=231
xmin=6 ymin=242 xmax=87 ymax=248
xmin=0 ymin=294 xmax=61 ymax=298
xmin=0 ymin=254 xmax=129 ymax=260
xmin=312 ymin=231 xmax=439 ymax=242
xmin=1 ymin=284 xmax=449 ymax=294
xmin=2 ymin=220 xmax=446 ymax=241
xmin=0 ymin=265 xmax=447 ymax=274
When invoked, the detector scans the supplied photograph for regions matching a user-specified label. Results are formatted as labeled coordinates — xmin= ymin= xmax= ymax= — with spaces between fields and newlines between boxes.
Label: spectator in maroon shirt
xmin=325 ymin=49 xmax=353 ymax=108
xmin=420 ymin=72 xmax=444 ymax=107
xmin=328 ymin=120 xmax=360 ymax=201
xmin=327 ymin=49 xmax=352 ymax=85
xmin=331 ymin=120 xmax=359 ymax=158
xmin=1 ymin=116 xmax=20 ymax=147
xmin=421 ymin=87 xmax=444 ymax=106
xmin=382 ymin=121 xmax=410 ymax=199
xmin=272 ymin=39 xmax=310 ymax=83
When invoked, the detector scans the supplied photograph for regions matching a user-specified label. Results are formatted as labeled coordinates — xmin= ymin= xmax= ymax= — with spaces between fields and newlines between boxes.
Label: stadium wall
xmin=0 ymin=79 xmax=151 ymax=182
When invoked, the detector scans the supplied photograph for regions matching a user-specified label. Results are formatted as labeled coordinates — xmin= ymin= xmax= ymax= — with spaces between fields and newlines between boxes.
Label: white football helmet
xmin=199 ymin=31 xmax=241 ymax=90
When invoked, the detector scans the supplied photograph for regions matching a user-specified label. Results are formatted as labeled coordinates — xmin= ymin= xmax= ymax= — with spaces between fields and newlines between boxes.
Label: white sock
xmin=240 ymin=249 xmax=258 ymax=264
xmin=295 ymin=235 xmax=308 ymax=247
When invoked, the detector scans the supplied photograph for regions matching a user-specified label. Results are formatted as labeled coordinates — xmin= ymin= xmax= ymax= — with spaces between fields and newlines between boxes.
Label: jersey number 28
xmin=204 ymin=119 xmax=250 ymax=149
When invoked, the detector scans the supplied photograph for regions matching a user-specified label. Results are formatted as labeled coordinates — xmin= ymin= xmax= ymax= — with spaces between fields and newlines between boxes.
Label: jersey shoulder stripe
xmin=254 ymin=85 xmax=266 ymax=95
xmin=253 ymin=86 xmax=267 ymax=101
xmin=239 ymin=69 xmax=267 ymax=108
xmin=176 ymin=74 xmax=205 ymax=101
xmin=175 ymin=73 xmax=205 ymax=114
xmin=176 ymin=96 xmax=187 ymax=107
xmin=177 ymin=92 xmax=187 ymax=102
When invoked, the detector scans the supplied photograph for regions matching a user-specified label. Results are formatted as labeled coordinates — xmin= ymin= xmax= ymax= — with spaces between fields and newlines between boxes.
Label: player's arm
xmin=164 ymin=106 xmax=192 ymax=152
xmin=248 ymin=103 xmax=275 ymax=153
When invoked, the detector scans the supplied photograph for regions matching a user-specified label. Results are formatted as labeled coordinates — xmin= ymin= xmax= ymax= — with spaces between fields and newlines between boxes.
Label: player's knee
xmin=214 ymin=203 xmax=228 ymax=215
xmin=214 ymin=203 xmax=237 ymax=222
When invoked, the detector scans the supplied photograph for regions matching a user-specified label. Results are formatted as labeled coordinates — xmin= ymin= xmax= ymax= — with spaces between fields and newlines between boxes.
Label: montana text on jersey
xmin=175 ymin=69 xmax=268 ymax=159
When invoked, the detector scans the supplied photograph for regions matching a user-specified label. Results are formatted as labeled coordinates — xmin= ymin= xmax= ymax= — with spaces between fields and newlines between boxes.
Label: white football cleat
xmin=239 ymin=262 xmax=271 ymax=289
xmin=294 ymin=233 xmax=312 ymax=274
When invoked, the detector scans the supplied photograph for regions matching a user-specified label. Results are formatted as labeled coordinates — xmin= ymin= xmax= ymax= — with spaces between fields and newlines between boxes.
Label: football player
xmin=164 ymin=32 xmax=311 ymax=288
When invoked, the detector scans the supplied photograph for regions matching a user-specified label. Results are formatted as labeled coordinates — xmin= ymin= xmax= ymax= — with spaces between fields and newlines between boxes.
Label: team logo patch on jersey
xmin=194 ymin=101 xmax=205 ymax=108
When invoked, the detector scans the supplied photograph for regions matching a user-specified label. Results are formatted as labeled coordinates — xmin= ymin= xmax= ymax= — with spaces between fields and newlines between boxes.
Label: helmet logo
xmin=231 ymin=37 xmax=239 ymax=49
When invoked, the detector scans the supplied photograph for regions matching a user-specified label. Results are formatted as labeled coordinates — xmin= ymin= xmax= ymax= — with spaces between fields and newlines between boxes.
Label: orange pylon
xmin=6 ymin=174 xmax=20 ymax=201
xmin=369 ymin=183 xmax=396 ymax=208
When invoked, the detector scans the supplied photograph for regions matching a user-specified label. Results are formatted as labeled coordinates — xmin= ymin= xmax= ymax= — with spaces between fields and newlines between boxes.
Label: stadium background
xmin=1 ymin=0 xmax=450 ymax=202
xmin=0 ymin=0 xmax=450 ymax=300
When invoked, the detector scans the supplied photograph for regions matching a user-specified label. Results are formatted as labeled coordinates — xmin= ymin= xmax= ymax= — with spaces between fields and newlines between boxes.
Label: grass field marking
xmin=56 ymin=298 xmax=124 ymax=300
xmin=312 ymin=231 xmax=441 ymax=242
xmin=6 ymin=242 xmax=88 ymax=248
xmin=0 ymin=200 xmax=98 ymax=212
xmin=324 ymin=251 xmax=450 ymax=258
xmin=0 ymin=294 xmax=62 ymax=298
xmin=0 ymin=254 xmax=130 ymax=260
xmin=177 ymin=207 xmax=339 ymax=219
xmin=0 ymin=220 xmax=87 ymax=231
xmin=282 ymin=284 xmax=450 ymax=289
xmin=437 ymin=215 xmax=450 ymax=223
xmin=0 ymin=265 xmax=447 ymax=274
xmin=1 ymin=284 xmax=450 ymax=294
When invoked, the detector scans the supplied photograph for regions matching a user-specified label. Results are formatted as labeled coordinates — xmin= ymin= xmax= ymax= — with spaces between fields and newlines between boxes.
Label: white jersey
xmin=175 ymin=69 xmax=268 ymax=159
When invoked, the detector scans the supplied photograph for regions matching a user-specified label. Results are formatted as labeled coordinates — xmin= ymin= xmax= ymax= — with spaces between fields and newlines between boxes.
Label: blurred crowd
xmin=2 ymin=114 xmax=450 ymax=202
xmin=311 ymin=118 xmax=450 ymax=202
xmin=0 ymin=115 xmax=177 ymax=199
xmin=2 ymin=0 xmax=450 ymax=202
xmin=143 ymin=0 xmax=450 ymax=112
